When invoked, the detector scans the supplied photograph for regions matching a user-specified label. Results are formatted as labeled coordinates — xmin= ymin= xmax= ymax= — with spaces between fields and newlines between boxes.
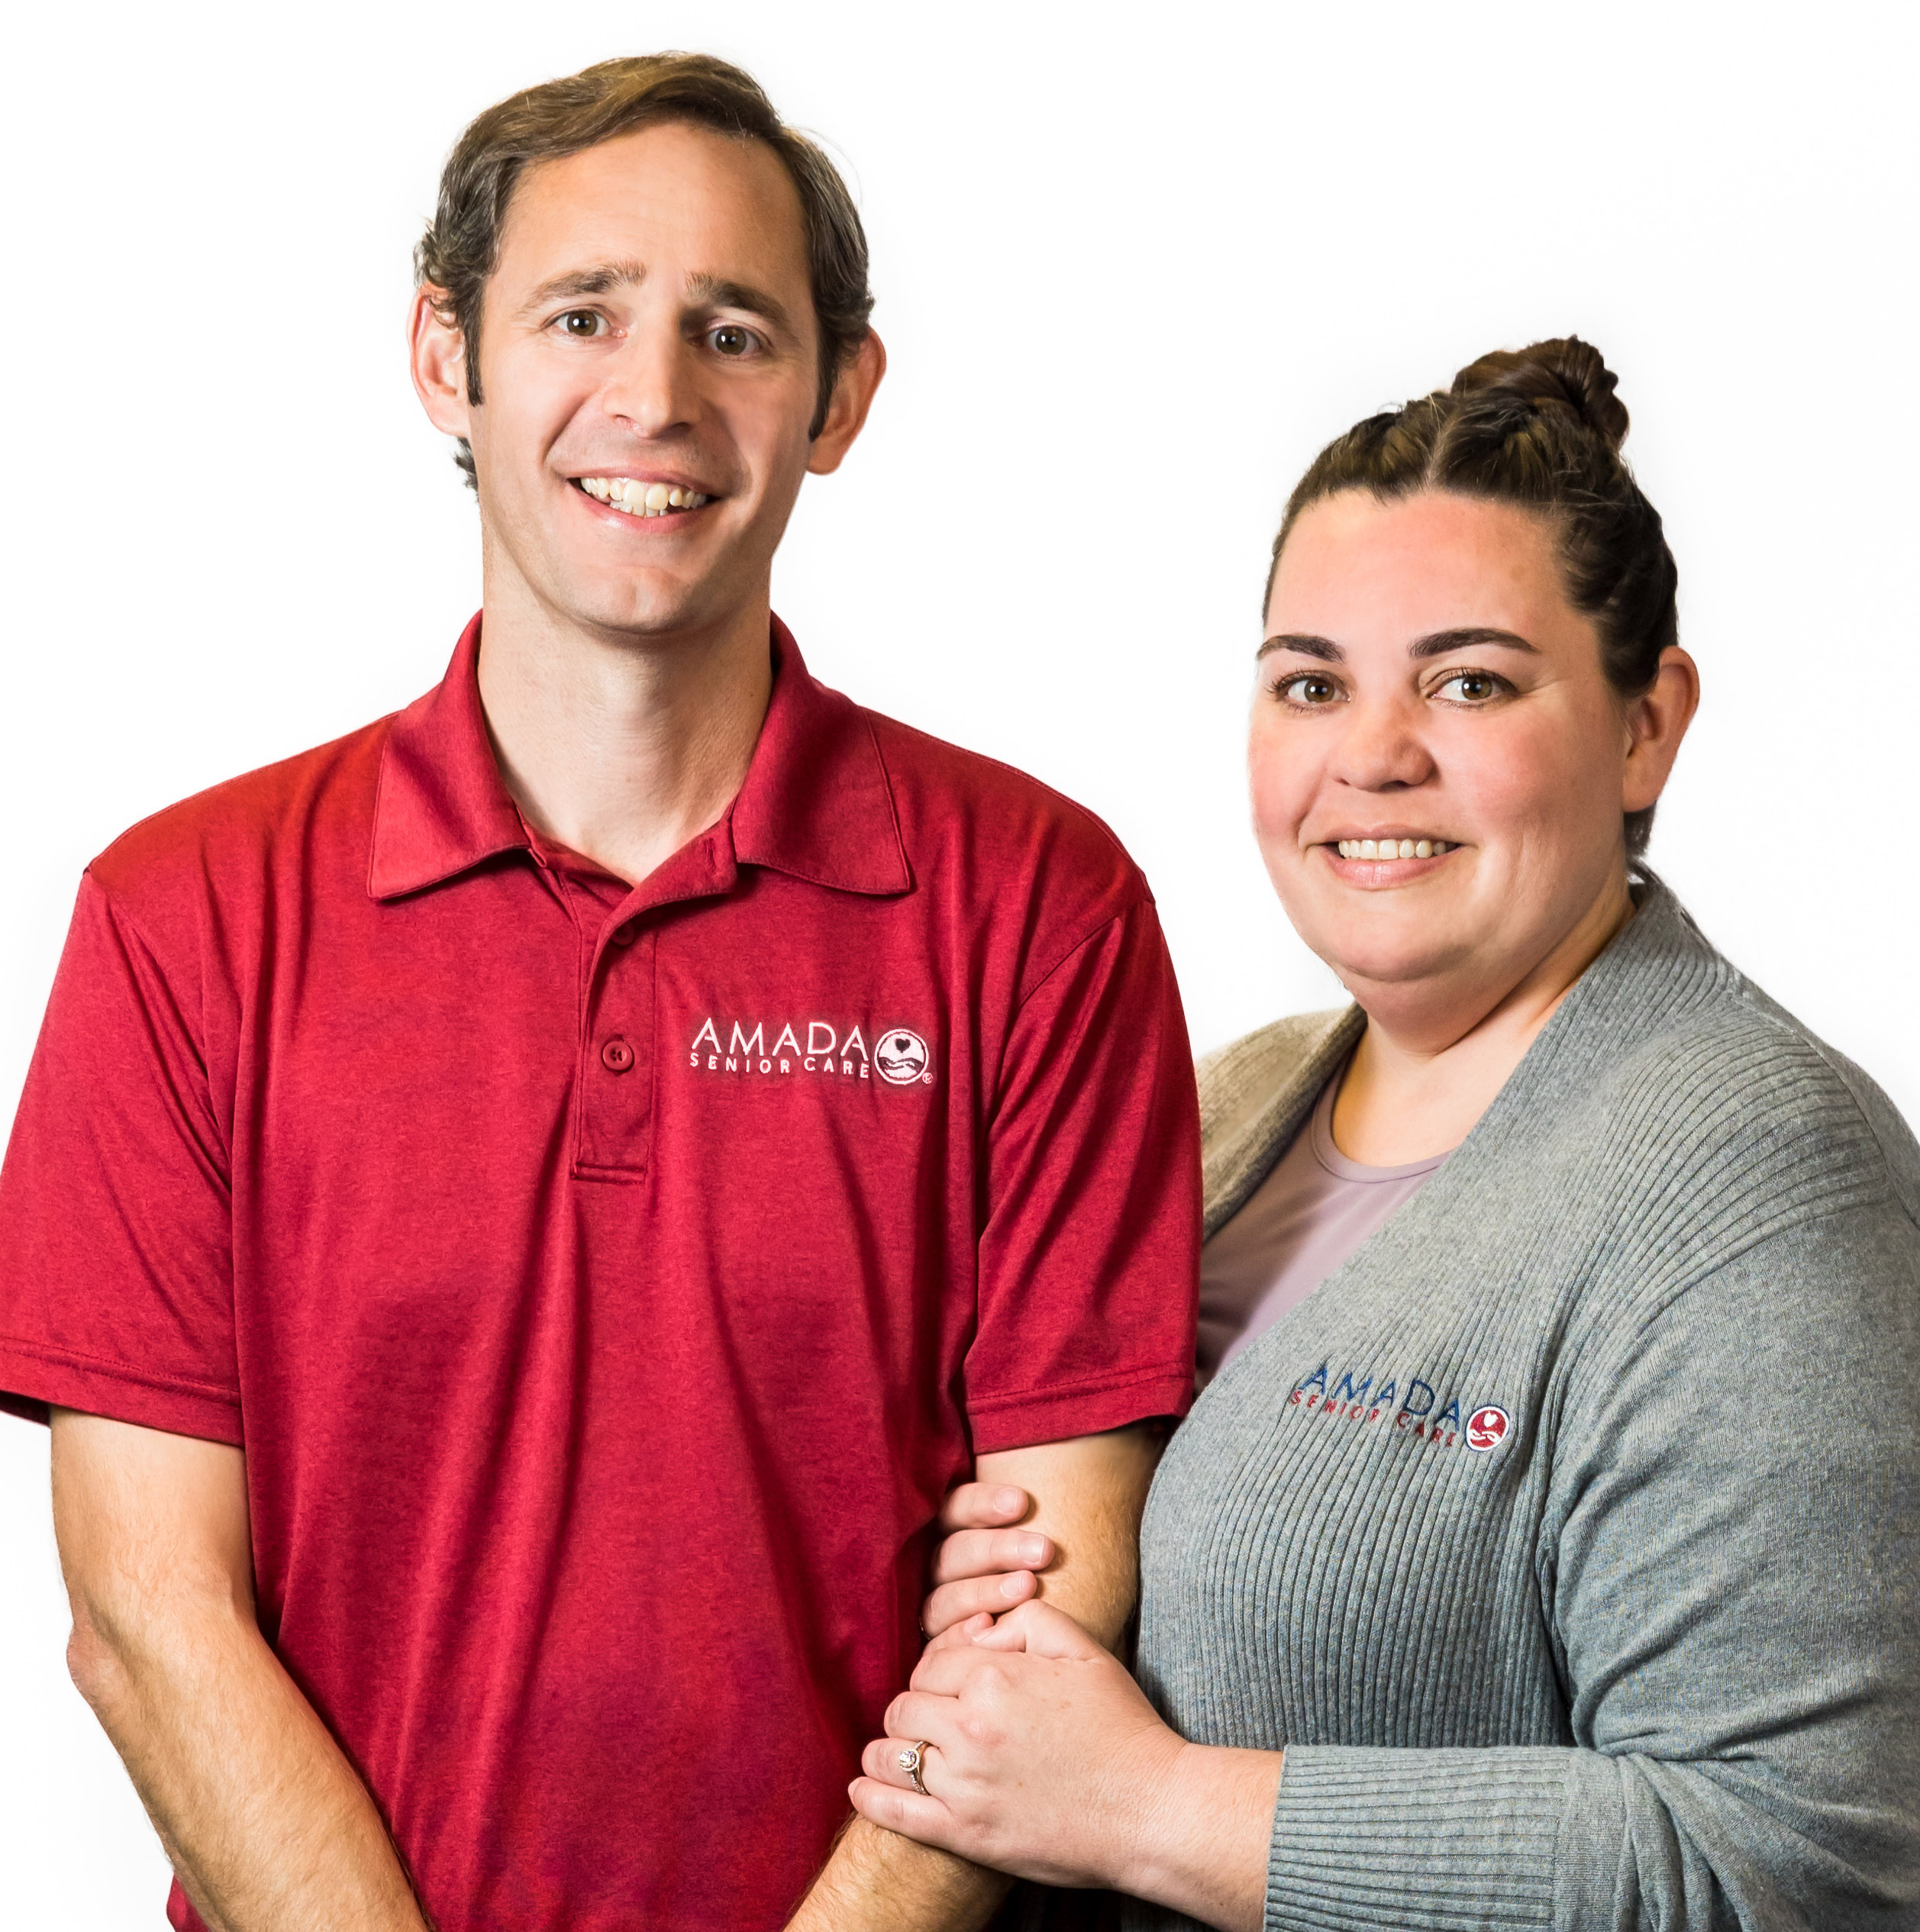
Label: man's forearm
xmin=53 ymin=1411 xmax=425 ymax=1932
xmin=789 ymin=1427 xmax=1162 ymax=1930
xmin=788 ymin=1818 xmax=1012 ymax=1932
xmin=69 ymin=1592 xmax=428 ymax=1932
xmin=69 ymin=1595 xmax=428 ymax=1932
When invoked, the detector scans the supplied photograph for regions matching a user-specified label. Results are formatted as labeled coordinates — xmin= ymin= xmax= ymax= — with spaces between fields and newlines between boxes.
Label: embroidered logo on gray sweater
xmin=1289 ymin=1361 xmax=1511 ymax=1453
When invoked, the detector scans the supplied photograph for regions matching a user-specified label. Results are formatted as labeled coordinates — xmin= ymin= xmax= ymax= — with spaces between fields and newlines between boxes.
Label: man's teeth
xmin=578 ymin=477 xmax=711 ymax=517
xmin=1337 ymin=838 xmax=1453 ymax=860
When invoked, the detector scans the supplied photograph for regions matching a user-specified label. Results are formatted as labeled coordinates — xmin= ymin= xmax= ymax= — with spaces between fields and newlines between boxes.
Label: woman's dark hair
xmin=415 ymin=53 xmax=875 ymax=486
xmin=1268 ymin=337 xmax=1679 ymax=857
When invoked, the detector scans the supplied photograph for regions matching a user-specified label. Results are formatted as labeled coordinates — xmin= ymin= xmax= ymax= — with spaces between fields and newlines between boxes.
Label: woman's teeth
xmin=578 ymin=477 xmax=711 ymax=517
xmin=1337 ymin=838 xmax=1452 ymax=860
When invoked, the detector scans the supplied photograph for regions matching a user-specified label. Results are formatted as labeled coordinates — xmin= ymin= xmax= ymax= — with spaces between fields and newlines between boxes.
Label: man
xmin=0 ymin=53 xmax=1199 ymax=1932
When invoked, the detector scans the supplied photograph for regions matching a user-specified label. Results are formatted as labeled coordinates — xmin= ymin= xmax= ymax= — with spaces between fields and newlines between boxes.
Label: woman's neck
xmin=1331 ymin=873 xmax=1636 ymax=1166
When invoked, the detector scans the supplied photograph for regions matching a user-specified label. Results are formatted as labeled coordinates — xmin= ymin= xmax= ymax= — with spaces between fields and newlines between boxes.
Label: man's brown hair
xmin=415 ymin=53 xmax=876 ymax=485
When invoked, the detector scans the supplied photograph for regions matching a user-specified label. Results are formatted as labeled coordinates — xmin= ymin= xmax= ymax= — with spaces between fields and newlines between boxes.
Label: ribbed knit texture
xmin=1129 ymin=882 xmax=1920 ymax=1930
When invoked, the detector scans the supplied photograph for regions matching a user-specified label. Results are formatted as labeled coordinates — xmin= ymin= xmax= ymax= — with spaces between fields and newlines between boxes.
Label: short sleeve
xmin=0 ymin=872 xmax=240 ymax=1442
xmin=965 ymin=899 xmax=1200 ymax=1452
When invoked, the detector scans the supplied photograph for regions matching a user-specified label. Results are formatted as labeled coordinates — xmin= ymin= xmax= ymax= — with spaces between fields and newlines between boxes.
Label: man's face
xmin=421 ymin=121 xmax=847 ymax=641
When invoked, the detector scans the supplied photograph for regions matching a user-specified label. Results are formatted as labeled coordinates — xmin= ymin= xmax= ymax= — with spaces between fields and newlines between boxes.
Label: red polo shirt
xmin=0 ymin=618 xmax=1199 ymax=1931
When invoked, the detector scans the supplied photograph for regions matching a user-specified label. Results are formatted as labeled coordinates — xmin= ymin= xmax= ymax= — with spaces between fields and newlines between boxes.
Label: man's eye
xmin=710 ymin=325 xmax=755 ymax=357
xmin=1278 ymin=673 xmax=1342 ymax=707
xmin=1435 ymin=671 xmax=1505 ymax=703
xmin=559 ymin=311 xmax=605 ymax=338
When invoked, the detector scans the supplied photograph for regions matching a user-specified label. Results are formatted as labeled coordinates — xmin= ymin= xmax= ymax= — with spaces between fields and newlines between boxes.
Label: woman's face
xmin=1250 ymin=489 xmax=1688 ymax=1032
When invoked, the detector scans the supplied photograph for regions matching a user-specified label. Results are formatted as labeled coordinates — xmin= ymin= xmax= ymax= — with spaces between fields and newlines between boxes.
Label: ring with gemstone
xmin=896 ymin=1740 xmax=933 ymax=1795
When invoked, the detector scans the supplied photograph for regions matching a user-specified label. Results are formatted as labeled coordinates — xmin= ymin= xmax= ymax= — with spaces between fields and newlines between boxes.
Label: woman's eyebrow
xmin=1258 ymin=634 xmax=1342 ymax=662
xmin=1409 ymin=627 xmax=1538 ymax=657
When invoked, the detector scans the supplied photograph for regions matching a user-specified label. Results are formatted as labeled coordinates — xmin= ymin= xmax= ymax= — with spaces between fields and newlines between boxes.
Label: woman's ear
xmin=1622 ymin=646 xmax=1701 ymax=815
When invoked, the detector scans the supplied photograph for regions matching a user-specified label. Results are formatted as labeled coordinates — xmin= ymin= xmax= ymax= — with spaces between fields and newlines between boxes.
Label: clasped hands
xmin=847 ymin=1482 xmax=1185 ymax=1892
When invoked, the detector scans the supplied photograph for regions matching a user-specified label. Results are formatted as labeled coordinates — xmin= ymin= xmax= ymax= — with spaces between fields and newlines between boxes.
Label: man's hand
xmin=920 ymin=1480 xmax=1053 ymax=1645
xmin=51 ymin=1410 xmax=429 ymax=1932
xmin=786 ymin=1424 xmax=1163 ymax=1931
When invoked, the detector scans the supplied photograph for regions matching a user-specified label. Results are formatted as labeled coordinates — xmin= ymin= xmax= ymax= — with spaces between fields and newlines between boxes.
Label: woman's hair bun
xmin=1449 ymin=337 xmax=1629 ymax=452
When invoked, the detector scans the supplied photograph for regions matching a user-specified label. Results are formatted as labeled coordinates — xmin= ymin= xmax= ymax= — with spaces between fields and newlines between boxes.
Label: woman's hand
xmin=920 ymin=1481 xmax=1054 ymax=1644
xmin=852 ymin=1600 xmax=1183 ymax=1888
xmin=853 ymin=1601 xmax=1283 ymax=1927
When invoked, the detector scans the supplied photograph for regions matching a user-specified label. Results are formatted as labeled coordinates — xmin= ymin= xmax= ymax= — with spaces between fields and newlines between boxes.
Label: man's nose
xmin=1331 ymin=695 xmax=1436 ymax=792
xmin=602 ymin=323 xmax=699 ymax=438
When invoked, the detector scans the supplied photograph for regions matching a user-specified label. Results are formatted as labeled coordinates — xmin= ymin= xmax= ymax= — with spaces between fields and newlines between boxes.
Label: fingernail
xmin=996 ymin=1487 xmax=1024 ymax=1514
xmin=1018 ymin=1534 xmax=1047 ymax=1564
xmin=1001 ymin=1571 xmax=1031 ymax=1598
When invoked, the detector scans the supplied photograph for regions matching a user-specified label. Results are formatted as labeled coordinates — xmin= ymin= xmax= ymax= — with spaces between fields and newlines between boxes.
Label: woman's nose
xmin=1331 ymin=695 xmax=1436 ymax=792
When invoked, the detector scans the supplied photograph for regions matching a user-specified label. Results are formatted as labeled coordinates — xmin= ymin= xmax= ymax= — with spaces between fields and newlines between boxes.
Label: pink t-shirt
xmin=1197 ymin=1063 xmax=1452 ymax=1384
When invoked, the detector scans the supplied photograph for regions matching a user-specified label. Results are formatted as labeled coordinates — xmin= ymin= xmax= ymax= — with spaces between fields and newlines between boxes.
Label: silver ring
xmin=896 ymin=1739 xmax=933 ymax=1796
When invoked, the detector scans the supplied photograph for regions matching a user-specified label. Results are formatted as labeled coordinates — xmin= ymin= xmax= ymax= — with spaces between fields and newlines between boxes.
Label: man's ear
xmin=806 ymin=331 xmax=888 ymax=476
xmin=1622 ymin=644 xmax=1702 ymax=816
xmin=409 ymin=287 xmax=473 ymax=441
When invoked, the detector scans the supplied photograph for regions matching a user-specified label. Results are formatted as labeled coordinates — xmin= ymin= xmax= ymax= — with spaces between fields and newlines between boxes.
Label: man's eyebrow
xmin=1257 ymin=634 xmax=1344 ymax=662
xmin=511 ymin=263 xmax=797 ymax=340
xmin=516 ymin=259 xmax=649 ymax=316
xmin=685 ymin=272 xmax=796 ymax=337
xmin=1409 ymin=626 xmax=1539 ymax=657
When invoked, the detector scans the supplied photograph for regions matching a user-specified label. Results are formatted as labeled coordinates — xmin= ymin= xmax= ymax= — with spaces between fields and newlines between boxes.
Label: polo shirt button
xmin=600 ymin=1037 xmax=635 ymax=1074
xmin=610 ymin=923 xmax=636 ymax=947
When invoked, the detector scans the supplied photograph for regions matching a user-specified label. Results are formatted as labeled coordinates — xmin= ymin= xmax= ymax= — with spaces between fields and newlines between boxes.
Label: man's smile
xmin=573 ymin=473 xmax=715 ymax=519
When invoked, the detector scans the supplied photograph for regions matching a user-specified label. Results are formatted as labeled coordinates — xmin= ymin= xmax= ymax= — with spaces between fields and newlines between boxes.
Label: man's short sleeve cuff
xmin=0 ymin=1338 xmax=244 ymax=1445
xmin=966 ymin=1359 xmax=1193 ymax=1455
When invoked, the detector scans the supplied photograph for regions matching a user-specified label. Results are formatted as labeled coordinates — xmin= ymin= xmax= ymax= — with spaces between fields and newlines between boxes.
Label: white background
xmin=2 ymin=1 xmax=1915 ymax=1918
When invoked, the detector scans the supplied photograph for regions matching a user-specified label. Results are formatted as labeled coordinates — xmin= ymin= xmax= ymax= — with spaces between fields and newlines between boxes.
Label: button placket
xmin=579 ymin=923 xmax=656 ymax=1177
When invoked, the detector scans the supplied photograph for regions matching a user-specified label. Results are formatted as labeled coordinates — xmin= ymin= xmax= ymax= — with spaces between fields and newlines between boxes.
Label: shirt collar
xmin=368 ymin=612 xmax=909 ymax=901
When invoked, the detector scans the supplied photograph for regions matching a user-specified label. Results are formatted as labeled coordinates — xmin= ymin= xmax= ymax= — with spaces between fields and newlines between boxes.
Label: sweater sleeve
xmin=1261 ymin=1199 xmax=1920 ymax=1931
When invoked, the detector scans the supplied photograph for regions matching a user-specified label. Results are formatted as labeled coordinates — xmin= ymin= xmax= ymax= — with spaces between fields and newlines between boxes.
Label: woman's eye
xmin=710 ymin=324 xmax=755 ymax=357
xmin=559 ymin=311 xmax=604 ymax=338
xmin=1278 ymin=673 xmax=1342 ymax=707
xmin=1435 ymin=671 xmax=1505 ymax=703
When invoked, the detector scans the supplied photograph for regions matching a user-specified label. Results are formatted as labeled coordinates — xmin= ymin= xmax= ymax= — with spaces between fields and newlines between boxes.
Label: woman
xmin=849 ymin=340 xmax=1920 ymax=1927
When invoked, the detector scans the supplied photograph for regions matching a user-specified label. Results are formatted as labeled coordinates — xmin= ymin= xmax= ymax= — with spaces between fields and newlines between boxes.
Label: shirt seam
xmin=966 ymin=1356 xmax=1193 ymax=1415
xmin=78 ymin=868 xmax=233 ymax=1179
xmin=0 ymin=1333 xmax=241 ymax=1407
xmin=862 ymin=710 xmax=1143 ymax=882
xmin=1012 ymin=892 xmax=1154 ymax=1015
xmin=1750 ymin=990 xmax=1920 ymax=1240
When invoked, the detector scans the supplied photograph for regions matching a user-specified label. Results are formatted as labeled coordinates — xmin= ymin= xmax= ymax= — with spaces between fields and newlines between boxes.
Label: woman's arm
xmin=850 ymin=1601 xmax=1280 ymax=1930
xmin=879 ymin=1203 xmax=1920 ymax=1928
xmin=1215 ymin=1203 xmax=1920 ymax=1930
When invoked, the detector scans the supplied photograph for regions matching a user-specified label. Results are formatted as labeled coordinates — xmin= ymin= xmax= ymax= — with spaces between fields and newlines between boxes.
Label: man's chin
xmin=545 ymin=574 xmax=736 ymax=644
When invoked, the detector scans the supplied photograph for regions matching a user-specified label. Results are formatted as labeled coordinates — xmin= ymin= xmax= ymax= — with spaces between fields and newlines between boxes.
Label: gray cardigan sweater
xmin=1129 ymin=882 xmax=1920 ymax=1930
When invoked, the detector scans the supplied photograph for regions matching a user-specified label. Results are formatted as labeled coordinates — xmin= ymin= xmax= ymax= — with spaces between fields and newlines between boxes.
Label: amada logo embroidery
xmin=874 ymin=1029 xmax=929 ymax=1085
xmin=1463 ymin=1405 xmax=1511 ymax=1453
xmin=688 ymin=1017 xmax=936 ymax=1086
xmin=1287 ymin=1361 xmax=1513 ymax=1456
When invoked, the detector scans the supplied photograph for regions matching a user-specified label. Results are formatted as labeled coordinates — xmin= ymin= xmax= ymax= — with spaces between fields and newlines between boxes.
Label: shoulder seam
xmin=76 ymin=867 xmax=231 ymax=1174
xmin=860 ymin=708 xmax=1137 ymax=872
xmin=1728 ymin=979 xmax=1916 ymax=1237
xmin=1012 ymin=893 xmax=1153 ymax=1015
xmin=94 ymin=711 xmax=399 ymax=874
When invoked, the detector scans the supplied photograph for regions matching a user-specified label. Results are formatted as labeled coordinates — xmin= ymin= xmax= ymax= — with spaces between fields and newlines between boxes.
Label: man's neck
xmin=475 ymin=574 xmax=775 ymax=888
